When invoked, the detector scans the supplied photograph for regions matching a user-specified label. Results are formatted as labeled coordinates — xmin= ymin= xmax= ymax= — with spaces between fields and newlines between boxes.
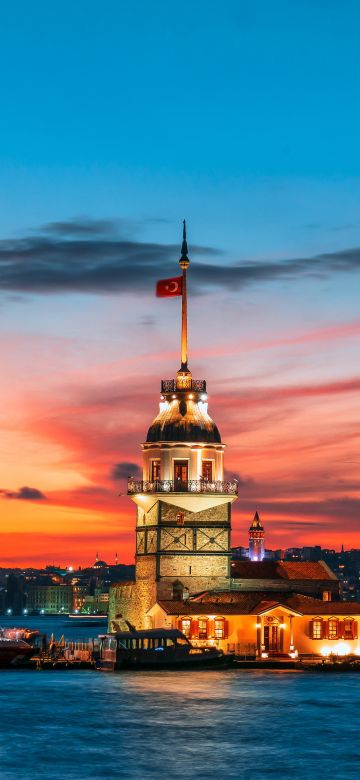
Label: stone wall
xmin=108 ymin=580 xmax=157 ymax=631
xmin=160 ymin=501 xmax=229 ymax=523
xmin=159 ymin=554 xmax=228 ymax=578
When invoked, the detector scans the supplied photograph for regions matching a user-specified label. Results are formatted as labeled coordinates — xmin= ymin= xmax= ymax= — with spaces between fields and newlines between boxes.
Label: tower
xmin=109 ymin=223 xmax=238 ymax=630
xmin=248 ymin=511 xmax=265 ymax=561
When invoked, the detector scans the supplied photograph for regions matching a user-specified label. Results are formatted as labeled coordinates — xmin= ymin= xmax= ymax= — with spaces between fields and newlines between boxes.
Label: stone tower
xmin=109 ymin=224 xmax=238 ymax=630
xmin=248 ymin=511 xmax=265 ymax=561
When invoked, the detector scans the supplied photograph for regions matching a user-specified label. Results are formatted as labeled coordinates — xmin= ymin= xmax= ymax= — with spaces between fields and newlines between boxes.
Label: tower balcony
xmin=161 ymin=378 xmax=206 ymax=394
xmin=127 ymin=478 xmax=238 ymax=496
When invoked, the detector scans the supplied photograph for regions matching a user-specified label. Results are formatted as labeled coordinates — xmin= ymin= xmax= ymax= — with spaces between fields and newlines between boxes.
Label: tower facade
xmin=109 ymin=225 xmax=238 ymax=630
xmin=248 ymin=511 xmax=265 ymax=561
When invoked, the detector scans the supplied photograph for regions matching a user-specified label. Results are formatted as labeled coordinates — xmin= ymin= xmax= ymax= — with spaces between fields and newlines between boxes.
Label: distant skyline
xmin=0 ymin=1 xmax=359 ymax=565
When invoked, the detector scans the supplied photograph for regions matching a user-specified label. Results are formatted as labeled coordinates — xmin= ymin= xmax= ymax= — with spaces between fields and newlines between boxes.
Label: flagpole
xmin=179 ymin=220 xmax=190 ymax=371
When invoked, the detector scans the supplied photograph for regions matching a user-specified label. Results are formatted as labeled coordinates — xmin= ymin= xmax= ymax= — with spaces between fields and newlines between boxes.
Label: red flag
xmin=156 ymin=276 xmax=182 ymax=297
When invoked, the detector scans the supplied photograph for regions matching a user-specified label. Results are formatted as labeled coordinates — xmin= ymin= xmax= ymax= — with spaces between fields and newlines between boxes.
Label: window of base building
xmin=311 ymin=619 xmax=323 ymax=640
xmin=180 ymin=618 xmax=191 ymax=638
xmin=214 ymin=618 xmax=225 ymax=639
xmin=328 ymin=619 xmax=338 ymax=640
xmin=198 ymin=619 xmax=208 ymax=639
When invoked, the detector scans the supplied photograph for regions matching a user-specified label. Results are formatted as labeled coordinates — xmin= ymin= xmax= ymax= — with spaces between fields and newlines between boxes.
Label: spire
xmin=249 ymin=510 xmax=264 ymax=531
xmin=178 ymin=219 xmax=190 ymax=373
xmin=180 ymin=219 xmax=189 ymax=262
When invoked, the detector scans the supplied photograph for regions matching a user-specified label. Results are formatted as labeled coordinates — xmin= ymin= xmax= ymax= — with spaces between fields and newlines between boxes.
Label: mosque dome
xmin=146 ymin=396 xmax=221 ymax=443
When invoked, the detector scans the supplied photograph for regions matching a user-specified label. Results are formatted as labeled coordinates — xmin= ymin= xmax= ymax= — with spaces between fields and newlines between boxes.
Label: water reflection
xmin=0 ymin=670 xmax=359 ymax=780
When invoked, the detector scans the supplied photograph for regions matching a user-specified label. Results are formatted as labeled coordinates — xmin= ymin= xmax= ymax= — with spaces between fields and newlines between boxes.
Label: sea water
xmin=0 ymin=668 xmax=359 ymax=780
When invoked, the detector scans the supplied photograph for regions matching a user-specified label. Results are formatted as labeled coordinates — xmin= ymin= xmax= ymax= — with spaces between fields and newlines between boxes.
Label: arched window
xmin=328 ymin=618 xmax=339 ymax=640
xmin=179 ymin=617 xmax=191 ymax=638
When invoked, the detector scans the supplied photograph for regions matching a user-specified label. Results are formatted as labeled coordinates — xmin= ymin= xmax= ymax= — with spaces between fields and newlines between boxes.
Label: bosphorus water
xmin=1 ymin=668 xmax=359 ymax=780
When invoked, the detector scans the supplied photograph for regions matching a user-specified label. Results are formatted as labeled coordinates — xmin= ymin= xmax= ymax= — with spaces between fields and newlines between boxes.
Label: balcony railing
xmin=127 ymin=479 xmax=238 ymax=495
xmin=161 ymin=379 xmax=206 ymax=393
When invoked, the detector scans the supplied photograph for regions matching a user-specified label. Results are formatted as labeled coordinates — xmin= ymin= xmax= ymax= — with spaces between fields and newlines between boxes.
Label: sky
xmin=0 ymin=0 xmax=359 ymax=566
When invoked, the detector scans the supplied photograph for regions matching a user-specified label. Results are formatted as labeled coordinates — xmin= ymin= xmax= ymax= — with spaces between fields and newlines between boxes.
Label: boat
xmin=0 ymin=636 xmax=35 ymax=667
xmin=96 ymin=628 xmax=234 ymax=671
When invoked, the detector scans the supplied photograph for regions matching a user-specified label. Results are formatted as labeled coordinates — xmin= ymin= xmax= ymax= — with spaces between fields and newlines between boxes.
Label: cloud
xmin=111 ymin=462 xmax=141 ymax=480
xmin=0 ymin=217 xmax=359 ymax=295
xmin=0 ymin=486 xmax=47 ymax=501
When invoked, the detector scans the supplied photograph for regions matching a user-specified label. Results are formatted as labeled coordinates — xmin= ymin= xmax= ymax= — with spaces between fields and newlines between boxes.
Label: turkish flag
xmin=156 ymin=276 xmax=182 ymax=297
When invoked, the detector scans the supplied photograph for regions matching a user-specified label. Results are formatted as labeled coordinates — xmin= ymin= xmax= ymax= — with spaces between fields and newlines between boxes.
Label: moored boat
xmin=96 ymin=628 xmax=234 ymax=671
xmin=0 ymin=637 xmax=35 ymax=667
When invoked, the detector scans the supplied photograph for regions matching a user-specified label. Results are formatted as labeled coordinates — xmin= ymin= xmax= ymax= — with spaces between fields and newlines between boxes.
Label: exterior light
xmin=321 ymin=646 xmax=331 ymax=657
xmin=201 ymin=394 xmax=207 ymax=401
xmin=23 ymin=608 xmax=28 ymax=615
xmin=261 ymin=652 xmax=268 ymax=659
xmin=208 ymin=615 xmax=215 ymax=620
xmin=256 ymin=622 xmax=261 ymax=628
xmin=334 ymin=642 xmax=350 ymax=656
xmin=289 ymin=651 xmax=298 ymax=659
xmin=280 ymin=623 xmax=286 ymax=629
xmin=40 ymin=609 xmax=45 ymax=615
xmin=172 ymin=394 xmax=176 ymax=399
xmin=188 ymin=393 xmax=193 ymax=399
xmin=6 ymin=608 xmax=12 ymax=615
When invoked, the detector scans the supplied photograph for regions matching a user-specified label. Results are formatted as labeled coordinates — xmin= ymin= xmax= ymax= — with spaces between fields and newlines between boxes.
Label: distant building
xmin=249 ymin=511 xmax=265 ymax=561
xmin=26 ymin=584 xmax=72 ymax=614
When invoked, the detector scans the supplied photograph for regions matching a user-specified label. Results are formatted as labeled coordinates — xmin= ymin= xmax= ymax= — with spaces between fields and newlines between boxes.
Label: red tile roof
xmin=286 ymin=594 xmax=360 ymax=615
xmin=230 ymin=560 xmax=337 ymax=581
xmin=156 ymin=592 xmax=360 ymax=616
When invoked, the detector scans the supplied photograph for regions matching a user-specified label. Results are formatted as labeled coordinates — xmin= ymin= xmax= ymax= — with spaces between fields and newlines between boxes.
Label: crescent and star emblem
xmin=165 ymin=280 xmax=179 ymax=293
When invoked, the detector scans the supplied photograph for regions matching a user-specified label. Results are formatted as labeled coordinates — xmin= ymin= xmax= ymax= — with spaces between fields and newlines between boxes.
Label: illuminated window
xmin=343 ymin=619 xmax=354 ymax=639
xmin=202 ymin=461 xmax=213 ymax=481
xmin=180 ymin=618 xmax=191 ymax=638
xmin=311 ymin=619 xmax=323 ymax=640
xmin=198 ymin=619 xmax=208 ymax=639
xmin=328 ymin=619 xmax=338 ymax=640
xmin=214 ymin=617 xmax=225 ymax=639
xmin=151 ymin=460 xmax=161 ymax=481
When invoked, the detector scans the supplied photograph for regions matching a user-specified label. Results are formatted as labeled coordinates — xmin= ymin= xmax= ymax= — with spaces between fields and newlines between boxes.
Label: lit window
xmin=343 ymin=619 xmax=354 ymax=639
xmin=214 ymin=617 xmax=225 ymax=639
xmin=328 ymin=619 xmax=338 ymax=640
xmin=202 ymin=461 xmax=213 ymax=481
xmin=198 ymin=619 xmax=208 ymax=639
xmin=311 ymin=619 xmax=322 ymax=640
xmin=151 ymin=460 xmax=161 ymax=481
xmin=180 ymin=618 xmax=191 ymax=638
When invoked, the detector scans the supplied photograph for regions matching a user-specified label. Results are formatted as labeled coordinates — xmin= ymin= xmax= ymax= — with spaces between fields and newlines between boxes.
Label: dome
xmin=93 ymin=560 xmax=108 ymax=568
xmin=146 ymin=398 xmax=221 ymax=443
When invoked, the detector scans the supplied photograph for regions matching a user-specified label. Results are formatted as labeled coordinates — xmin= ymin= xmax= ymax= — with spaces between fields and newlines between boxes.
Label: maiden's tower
xmin=109 ymin=224 xmax=238 ymax=630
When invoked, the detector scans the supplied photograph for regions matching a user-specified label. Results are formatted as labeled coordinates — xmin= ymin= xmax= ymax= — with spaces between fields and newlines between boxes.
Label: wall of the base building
xmin=150 ymin=605 xmax=360 ymax=657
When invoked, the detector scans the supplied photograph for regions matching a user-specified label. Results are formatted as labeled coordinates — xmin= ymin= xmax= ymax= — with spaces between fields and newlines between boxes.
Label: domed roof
xmin=146 ymin=398 xmax=221 ymax=443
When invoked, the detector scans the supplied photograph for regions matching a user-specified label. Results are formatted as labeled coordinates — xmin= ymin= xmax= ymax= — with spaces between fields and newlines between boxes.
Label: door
xmin=263 ymin=625 xmax=279 ymax=652
xmin=174 ymin=460 xmax=188 ymax=490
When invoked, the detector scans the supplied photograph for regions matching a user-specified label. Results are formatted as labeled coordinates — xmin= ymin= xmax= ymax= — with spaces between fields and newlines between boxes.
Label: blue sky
xmin=0 ymin=1 xmax=360 ymax=563
xmin=1 ymin=0 xmax=360 ymax=257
